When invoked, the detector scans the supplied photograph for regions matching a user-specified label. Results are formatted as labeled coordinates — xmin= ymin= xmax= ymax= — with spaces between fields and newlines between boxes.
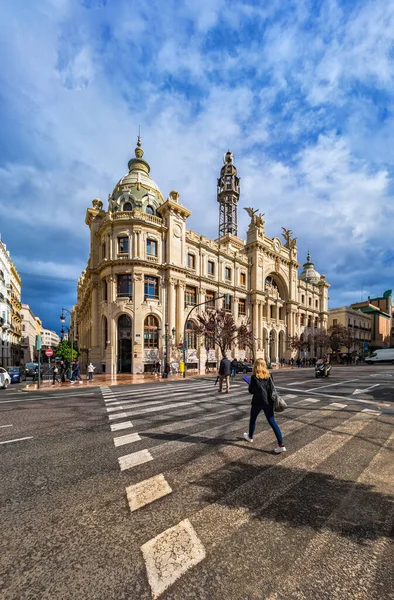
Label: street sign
xmin=363 ymin=342 xmax=369 ymax=352
xmin=35 ymin=335 xmax=42 ymax=350
xmin=45 ymin=348 xmax=54 ymax=357
xmin=178 ymin=343 xmax=183 ymax=349
xmin=206 ymin=346 xmax=210 ymax=352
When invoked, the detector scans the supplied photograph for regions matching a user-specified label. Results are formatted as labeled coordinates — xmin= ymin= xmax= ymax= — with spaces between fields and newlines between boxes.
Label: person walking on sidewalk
xmin=71 ymin=360 xmax=83 ymax=384
xmin=230 ymin=358 xmax=238 ymax=378
xmin=243 ymin=358 xmax=286 ymax=453
xmin=87 ymin=362 xmax=95 ymax=381
xmin=59 ymin=360 xmax=67 ymax=383
xmin=218 ymin=354 xmax=231 ymax=393
xmin=52 ymin=363 xmax=60 ymax=385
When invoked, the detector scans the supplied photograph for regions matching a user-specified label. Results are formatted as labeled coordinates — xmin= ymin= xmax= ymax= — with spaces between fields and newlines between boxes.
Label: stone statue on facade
xmin=281 ymin=227 xmax=297 ymax=249
xmin=244 ymin=207 xmax=265 ymax=227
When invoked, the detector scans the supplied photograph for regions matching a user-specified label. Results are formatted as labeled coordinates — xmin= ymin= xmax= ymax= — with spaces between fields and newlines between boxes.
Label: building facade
xmin=75 ymin=140 xmax=330 ymax=374
xmin=42 ymin=328 xmax=60 ymax=350
xmin=0 ymin=238 xmax=12 ymax=367
xmin=21 ymin=304 xmax=39 ymax=364
xmin=351 ymin=290 xmax=393 ymax=349
xmin=10 ymin=263 xmax=22 ymax=365
xmin=328 ymin=306 xmax=372 ymax=354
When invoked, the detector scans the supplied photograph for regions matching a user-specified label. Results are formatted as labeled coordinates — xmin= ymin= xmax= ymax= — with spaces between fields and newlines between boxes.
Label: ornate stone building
xmin=75 ymin=139 xmax=330 ymax=374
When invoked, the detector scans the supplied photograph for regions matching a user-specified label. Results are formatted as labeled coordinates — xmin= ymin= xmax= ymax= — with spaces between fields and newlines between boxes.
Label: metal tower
xmin=217 ymin=151 xmax=240 ymax=238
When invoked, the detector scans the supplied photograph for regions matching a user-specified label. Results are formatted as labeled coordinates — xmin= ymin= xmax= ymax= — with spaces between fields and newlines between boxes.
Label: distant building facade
xmin=0 ymin=238 xmax=12 ymax=367
xmin=10 ymin=262 xmax=22 ymax=365
xmin=42 ymin=328 xmax=60 ymax=349
xmin=21 ymin=304 xmax=39 ymax=364
xmin=75 ymin=140 xmax=330 ymax=374
xmin=351 ymin=290 xmax=393 ymax=349
xmin=328 ymin=306 xmax=372 ymax=354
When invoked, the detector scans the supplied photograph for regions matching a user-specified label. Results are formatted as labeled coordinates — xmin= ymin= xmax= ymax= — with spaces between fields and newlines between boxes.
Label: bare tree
xmin=196 ymin=309 xmax=254 ymax=358
xmin=313 ymin=329 xmax=330 ymax=357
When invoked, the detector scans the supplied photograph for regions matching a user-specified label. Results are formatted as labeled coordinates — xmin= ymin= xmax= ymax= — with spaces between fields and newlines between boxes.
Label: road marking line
xmin=110 ymin=421 xmax=133 ymax=431
xmin=126 ymin=473 xmax=172 ymax=512
xmin=352 ymin=384 xmax=380 ymax=395
xmin=361 ymin=408 xmax=381 ymax=415
xmin=288 ymin=379 xmax=317 ymax=385
xmin=106 ymin=405 xmax=127 ymax=412
xmin=0 ymin=424 xmax=13 ymax=428
xmin=296 ymin=397 xmax=320 ymax=404
xmin=108 ymin=411 xmax=136 ymax=421
xmin=118 ymin=449 xmax=153 ymax=471
xmin=141 ymin=519 xmax=206 ymax=599
xmin=282 ymin=394 xmax=297 ymax=399
xmin=113 ymin=432 xmax=141 ymax=447
xmin=328 ymin=402 xmax=347 ymax=409
xmin=307 ymin=378 xmax=360 ymax=392
xmin=0 ymin=436 xmax=33 ymax=444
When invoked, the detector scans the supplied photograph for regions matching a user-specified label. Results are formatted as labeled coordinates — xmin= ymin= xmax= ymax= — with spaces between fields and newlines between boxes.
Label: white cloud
xmin=0 ymin=0 xmax=394 ymax=322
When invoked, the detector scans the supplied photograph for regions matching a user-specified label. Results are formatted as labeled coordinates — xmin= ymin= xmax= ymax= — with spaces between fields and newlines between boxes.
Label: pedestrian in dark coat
xmin=218 ymin=355 xmax=231 ymax=393
xmin=71 ymin=360 xmax=83 ymax=384
xmin=59 ymin=360 xmax=67 ymax=382
xmin=243 ymin=358 xmax=286 ymax=453
xmin=230 ymin=358 xmax=238 ymax=377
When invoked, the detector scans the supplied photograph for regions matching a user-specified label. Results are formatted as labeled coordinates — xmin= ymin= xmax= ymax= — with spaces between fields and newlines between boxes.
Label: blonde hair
xmin=252 ymin=358 xmax=270 ymax=380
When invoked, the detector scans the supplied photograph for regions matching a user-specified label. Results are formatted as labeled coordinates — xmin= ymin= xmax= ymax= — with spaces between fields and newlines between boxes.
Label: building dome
xmin=109 ymin=136 xmax=164 ymax=214
xmin=299 ymin=251 xmax=321 ymax=285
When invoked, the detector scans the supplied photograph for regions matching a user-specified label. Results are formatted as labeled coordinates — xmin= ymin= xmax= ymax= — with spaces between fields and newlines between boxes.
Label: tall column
xmin=176 ymin=281 xmax=185 ymax=341
xmin=258 ymin=301 xmax=262 ymax=349
xmin=167 ymin=278 xmax=176 ymax=339
xmin=91 ymin=283 xmax=98 ymax=347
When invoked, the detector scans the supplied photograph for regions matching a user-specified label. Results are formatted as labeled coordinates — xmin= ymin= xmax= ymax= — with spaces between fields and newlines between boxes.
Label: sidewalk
xmin=21 ymin=372 xmax=217 ymax=392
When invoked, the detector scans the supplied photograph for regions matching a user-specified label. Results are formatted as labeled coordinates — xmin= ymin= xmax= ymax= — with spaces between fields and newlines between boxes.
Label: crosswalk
xmin=99 ymin=380 xmax=392 ymax=600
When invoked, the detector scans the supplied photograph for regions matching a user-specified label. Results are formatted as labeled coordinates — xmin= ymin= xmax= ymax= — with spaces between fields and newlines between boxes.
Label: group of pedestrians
xmin=217 ymin=354 xmax=286 ymax=454
xmin=50 ymin=360 xmax=96 ymax=385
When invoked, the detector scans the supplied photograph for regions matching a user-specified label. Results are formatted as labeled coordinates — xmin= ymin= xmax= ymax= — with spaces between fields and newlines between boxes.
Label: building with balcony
xmin=75 ymin=139 xmax=330 ymax=374
xmin=0 ymin=236 xmax=12 ymax=367
xmin=42 ymin=328 xmax=60 ymax=349
xmin=328 ymin=306 xmax=372 ymax=354
xmin=351 ymin=290 xmax=393 ymax=349
xmin=10 ymin=263 xmax=23 ymax=365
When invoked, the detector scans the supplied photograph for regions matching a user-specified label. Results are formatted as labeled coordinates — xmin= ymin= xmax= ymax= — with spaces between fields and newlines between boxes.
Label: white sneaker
xmin=79 ymin=381 xmax=83 ymax=384
xmin=274 ymin=445 xmax=287 ymax=454
xmin=243 ymin=433 xmax=253 ymax=443
xmin=70 ymin=381 xmax=75 ymax=384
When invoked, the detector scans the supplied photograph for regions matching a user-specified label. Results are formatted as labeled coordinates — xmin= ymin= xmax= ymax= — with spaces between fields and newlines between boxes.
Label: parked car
xmin=25 ymin=362 xmax=39 ymax=377
xmin=237 ymin=361 xmax=253 ymax=374
xmin=7 ymin=366 xmax=27 ymax=384
xmin=0 ymin=367 xmax=11 ymax=389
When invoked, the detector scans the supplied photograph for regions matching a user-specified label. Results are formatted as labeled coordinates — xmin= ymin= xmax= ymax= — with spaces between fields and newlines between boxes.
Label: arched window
xmin=123 ymin=202 xmax=132 ymax=211
xmin=144 ymin=315 xmax=159 ymax=348
xmin=146 ymin=205 xmax=155 ymax=215
xmin=185 ymin=320 xmax=197 ymax=349
xmin=265 ymin=276 xmax=278 ymax=289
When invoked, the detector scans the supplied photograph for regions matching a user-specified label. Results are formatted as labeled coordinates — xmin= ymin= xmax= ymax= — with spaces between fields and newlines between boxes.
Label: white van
xmin=365 ymin=349 xmax=394 ymax=364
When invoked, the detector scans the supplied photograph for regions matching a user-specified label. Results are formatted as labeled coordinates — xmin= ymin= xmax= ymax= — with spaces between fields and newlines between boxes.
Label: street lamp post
xmin=182 ymin=293 xmax=229 ymax=379
xmin=60 ymin=308 xmax=74 ymax=378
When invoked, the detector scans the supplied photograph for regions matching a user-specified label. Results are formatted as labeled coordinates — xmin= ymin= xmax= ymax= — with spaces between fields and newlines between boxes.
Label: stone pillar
xmin=133 ymin=273 xmax=144 ymax=374
xmin=176 ymin=281 xmax=185 ymax=341
xmin=167 ymin=278 xmax=176 ymax=339
xmin=258 ymin=301 xmax=262 ymax=349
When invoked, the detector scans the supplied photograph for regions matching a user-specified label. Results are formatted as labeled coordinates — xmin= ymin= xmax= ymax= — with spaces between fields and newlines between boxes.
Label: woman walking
xmin=243 ymin=358 xmax=286 ymax=453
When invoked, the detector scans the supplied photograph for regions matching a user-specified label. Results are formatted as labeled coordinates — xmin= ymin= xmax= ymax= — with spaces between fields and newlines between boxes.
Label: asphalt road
xmin=1 ymin=365 xmax=393 ymax=600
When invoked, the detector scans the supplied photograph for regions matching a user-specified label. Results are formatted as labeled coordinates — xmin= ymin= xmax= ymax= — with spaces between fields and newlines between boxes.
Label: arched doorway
xmin=118 ymin=314 xmax=132 ymax=373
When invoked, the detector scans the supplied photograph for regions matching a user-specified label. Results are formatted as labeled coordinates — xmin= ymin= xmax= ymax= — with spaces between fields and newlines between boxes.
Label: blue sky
xmin=1 ymin=0 xmax=394 ymax=334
